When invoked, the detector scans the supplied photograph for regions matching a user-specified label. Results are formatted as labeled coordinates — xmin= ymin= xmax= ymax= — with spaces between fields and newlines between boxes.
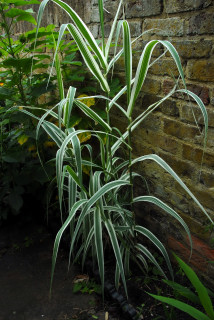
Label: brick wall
xmin=83 ymin=0 xmax=214 ymax=281
xmin=18 ymin=0 xmax=214 ymax=280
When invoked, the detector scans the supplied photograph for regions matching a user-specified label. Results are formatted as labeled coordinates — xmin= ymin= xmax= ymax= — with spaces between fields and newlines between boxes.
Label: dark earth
xmin=0 ymin=221 xmax=120 ymax=320
xmin=0 ymin=218 xmax=196 ymax=320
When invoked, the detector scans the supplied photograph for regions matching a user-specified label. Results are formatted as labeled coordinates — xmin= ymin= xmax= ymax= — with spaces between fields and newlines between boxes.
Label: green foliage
xmin=31 ymin=0 xmax=213 ymax=299
xmin=149 ymin=254 xmax=214 ymax=320
xmin=0 ymin=0 xmax=87 ymax=220
xmin=73 ymin=279 xmax=102 ymax=295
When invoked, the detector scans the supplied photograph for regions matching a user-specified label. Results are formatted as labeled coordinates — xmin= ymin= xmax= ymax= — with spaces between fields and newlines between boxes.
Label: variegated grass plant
xmin=28 ymin=0 xmax=213 ymax=297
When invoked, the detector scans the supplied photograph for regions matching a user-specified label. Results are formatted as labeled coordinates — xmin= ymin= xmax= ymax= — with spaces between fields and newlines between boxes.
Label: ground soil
xmin=0 ymin=221 xmax=120 ymax=320
xmin=0 ymin=219 xmax=197 ymax=320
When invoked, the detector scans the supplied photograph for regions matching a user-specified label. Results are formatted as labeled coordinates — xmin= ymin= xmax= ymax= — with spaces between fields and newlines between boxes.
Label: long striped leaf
xmin=94 ymin=207 xmax=104 ymax=297
xmin=111 ymin=85 xmax=176 ymax=155
xmin=63 ymin=86 xmax=76 ymax=128
xmin=66 ymin=165 xmax=87 ymax=194
xmin=136 ymin=243 xmax=167 ymax=279
xmin=135 ymin=224 xmax=174 ymax=279
xmin=127 ymin=40 xmax=186 ymax=117
xmin=98 ymin=0 xmax=105 ymax=53
xmin=134 ymin=196 xmax=192 ymax=254
xmin=69 ymin=180 xmax=130 ymax=255
xmin=105 ymin=219 xmax=128 ymax=297
xmin=127 ymin=40 xmax=158 ymax=117
xmin=53 ymin=35 xmax=64 ymax=100
xmin=82 ymin=226 xmax=94 ymax=269
xmin=37 ymin=0 xmax=106 ymax=69
xmin=74 ymin=99 xmax=111 ymax=132
xmin=50 ymin=199 xmax=88 ymax=292
xmin=67 ymin=24 xmax=109 ymax=93
xmin=122 ymin=20 xmax=132 ymax=105
xmin=131 ymin=155 xmax=213 ymax=224
xmin=177 ymin=89 xmax=208 ymax=148
xmin=105 ymin=0 xmax=123 ymax=58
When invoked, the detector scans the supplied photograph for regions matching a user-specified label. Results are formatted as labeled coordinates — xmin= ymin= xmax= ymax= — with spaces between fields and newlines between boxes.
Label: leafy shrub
xmin=0 ymin=0 xmax=86 ymax=220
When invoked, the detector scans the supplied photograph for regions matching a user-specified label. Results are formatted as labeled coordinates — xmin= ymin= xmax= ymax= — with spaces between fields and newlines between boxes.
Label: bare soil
xmin=0 ymin=222 xmax=119 ymax=320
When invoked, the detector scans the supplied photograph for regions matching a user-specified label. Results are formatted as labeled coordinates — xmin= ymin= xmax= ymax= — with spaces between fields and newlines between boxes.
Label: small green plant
xmin=149 ymin=254 xmax=214 ymax=320
xmin=73 ymin=278 xmax=102 ymax=295
xmin=26 ymin=0 xmax=213 ymax=299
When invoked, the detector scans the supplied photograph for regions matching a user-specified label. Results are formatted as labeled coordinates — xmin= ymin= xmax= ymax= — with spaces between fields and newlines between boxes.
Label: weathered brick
xmin=158 ymin=151 xmax=195 ymax=178
xmin=187 ymin=60 xmax=214 ymax=82
xmin=188 ymin=13 xmax=214 ymax=35
xmin=195 ymin=127 xmax=214 ymax=149
xmin=135 ymin=159 xmax=175 ymax=189
xmin=163 ymin=79 xmax=210 ymax=105
xmin=135 ymin=130 xmax=182 ymax=154
xmin=163 ymin=118 xmax=199 ymax=141
xmin=182 ymin=144 xmax=214 ymax=169
xmin=149 ymin=58 xmax=180 ymax=77
xmin=143 ymin=18 xmax=184 ymax=37
xmin=190 ymin=186 xmax=214 ymax=210
xmin=104 ymin=1 xmax=122 ymax=22
xmin=126 ymin=0 xmax=162 ymax=18
xmin=89 ymin=24 xmax=99 ymax=38
xmin=135 ymin=113 xmax=162 ymax=133
xmin=159 ymin=99 xmax=180 ymax=117
xmin=181 ymin=105 xmax=214 ymax=128
xmin=84 ymin=2 xmax=92 ymax=23
xmin=157 ymin=135 xmax=182 ymax=154
xmin=167 ymin=40 xmax=213 ymax=59
xmin=205 ymin=128 xmax=214 ymax=149
xmin=128 ymin=20 xmax=142 ymax=37
xmin=165 ymin=0 xmax=212 ymax=13
xmin=179 ymin=214 xmax=211 ymax=241
xmin=132 ymin=138 xmax=155 ymax=157
xmin=103 ymin=23 xmax=111 ymax=37
xmin=165 ymin=189 xmax=189 ymax=213
xmin=90 ymin=7 xmax=100 ymax=22
xmin=200 ymin=170 xmax=214 ymax=188
xmin=182 ymin=144 xmax=203 ymax=164
xmin=140 ymin=94 xmax=179 ymax=117
xmin=141 ymin=78 xmax=161 ymax=95
xmin=211 ymin=88 xmax=214 ymax=106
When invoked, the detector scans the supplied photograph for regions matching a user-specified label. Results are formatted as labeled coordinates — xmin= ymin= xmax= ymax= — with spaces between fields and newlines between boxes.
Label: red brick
xmin=168 ymin=236 xmax=208 ymax=272
xmin=190 ymin=235 xmax=214 ymax=261
xmin=163 ymin=80 xmax=210 ymax=105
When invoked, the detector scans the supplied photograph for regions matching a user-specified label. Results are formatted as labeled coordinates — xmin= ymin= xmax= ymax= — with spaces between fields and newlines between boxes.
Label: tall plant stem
xmin=128 ymin=117 xmax=134 ymax=222
xmin=105 ymin=94 xmax=112 ymax=179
